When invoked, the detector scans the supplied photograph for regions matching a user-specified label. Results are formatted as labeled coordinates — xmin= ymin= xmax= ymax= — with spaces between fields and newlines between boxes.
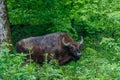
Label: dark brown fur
xmin=16 ymin=32 xmax=82 ymax=65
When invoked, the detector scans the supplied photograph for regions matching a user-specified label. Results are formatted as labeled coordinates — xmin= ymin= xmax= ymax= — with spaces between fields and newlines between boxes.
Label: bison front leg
xmin=58 ymin=56 xmax=72 ymax=65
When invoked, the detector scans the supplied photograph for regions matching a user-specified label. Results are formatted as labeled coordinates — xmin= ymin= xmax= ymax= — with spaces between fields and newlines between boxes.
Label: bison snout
xmin=77 ymin=52 xmax=82 ymax=56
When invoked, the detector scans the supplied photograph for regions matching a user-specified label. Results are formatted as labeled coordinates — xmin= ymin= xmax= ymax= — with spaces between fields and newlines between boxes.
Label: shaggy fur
xmin=16 ymin=32 xmax=82 ymax=65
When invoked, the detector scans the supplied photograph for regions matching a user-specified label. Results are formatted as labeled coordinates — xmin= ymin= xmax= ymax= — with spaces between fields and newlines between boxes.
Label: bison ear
xmin=62 ymin=37 xmax=70 ymax=46
xmin=79 ymin=36 xmax=84 ymax=45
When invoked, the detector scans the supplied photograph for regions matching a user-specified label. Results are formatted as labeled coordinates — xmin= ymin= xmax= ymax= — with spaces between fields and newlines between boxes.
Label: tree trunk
xmin=0 ymin=0 xmax=11 ymax=44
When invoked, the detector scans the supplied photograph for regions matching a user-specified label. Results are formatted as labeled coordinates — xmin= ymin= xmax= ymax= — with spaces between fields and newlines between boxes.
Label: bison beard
xmin=16 ymin=32 xmax=83 ymax=65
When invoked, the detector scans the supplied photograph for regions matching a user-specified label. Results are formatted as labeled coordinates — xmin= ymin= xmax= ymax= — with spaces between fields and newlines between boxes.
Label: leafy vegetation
xmin=0 ymin=0 xmax=119 ymax=79
xmin=7 ymin=0 xmax=120 ymax=43
xmin=0 ymin=39 xmax=120 ymax=79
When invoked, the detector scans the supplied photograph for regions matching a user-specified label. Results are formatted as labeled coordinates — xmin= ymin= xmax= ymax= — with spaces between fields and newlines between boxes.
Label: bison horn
xmin=62 ymin=37 xmax=70 ymax=46
xmin=80 ymin=36 xmax=84 ymax=45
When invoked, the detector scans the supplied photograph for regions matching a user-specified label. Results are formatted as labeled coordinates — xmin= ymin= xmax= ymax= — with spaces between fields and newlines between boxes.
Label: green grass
xmin=0 ymin=41 xmax=120 ymax=80
xmin=59 ymin=48 xmax=120 ymax=80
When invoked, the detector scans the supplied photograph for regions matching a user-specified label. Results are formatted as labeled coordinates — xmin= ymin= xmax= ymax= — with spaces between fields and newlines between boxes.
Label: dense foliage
xmin=0 ymin=0 xmax=119 ymax=79
xmin=7 ymin=0 xmax=120 ymax=43
xmin=0 ymin=39 xmax=120 ymax=79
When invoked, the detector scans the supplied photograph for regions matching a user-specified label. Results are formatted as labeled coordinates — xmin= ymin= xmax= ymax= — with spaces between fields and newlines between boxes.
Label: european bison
xmin=16 ymin=32 xmax=83 ymax=65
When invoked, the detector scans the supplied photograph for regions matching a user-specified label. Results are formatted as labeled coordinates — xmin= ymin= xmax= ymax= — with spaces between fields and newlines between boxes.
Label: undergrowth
xmin=0 ymin=38 xmax=120 ymax=80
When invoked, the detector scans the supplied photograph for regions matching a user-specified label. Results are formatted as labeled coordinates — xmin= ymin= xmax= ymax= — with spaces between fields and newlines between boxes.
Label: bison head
xmin=62 ymin=36 xmax=83 ymax=61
